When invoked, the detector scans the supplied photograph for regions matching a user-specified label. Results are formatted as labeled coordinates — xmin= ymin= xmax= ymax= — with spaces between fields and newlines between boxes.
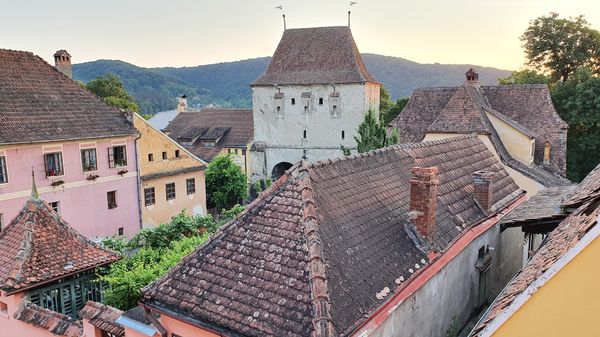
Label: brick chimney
xmin=177 ymin=95 xmax=188 ymax=113
xmin=465 ymin=68 xmax=479 ymax=85
xmin=473 ymin=171 xmax=495 ymax=212
xmin=409 ymin=167 xmax=440 ymax=240
xmin=53 ymin=50 xmax=72 ymax=79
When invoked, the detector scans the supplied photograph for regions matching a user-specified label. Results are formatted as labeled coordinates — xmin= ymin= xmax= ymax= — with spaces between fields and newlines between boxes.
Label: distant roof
xmin=165 ymin=109 xmax=253 ymax=162
xmin=472 ymin=163 xmax=600 ymax=337
xmin=391 ymin=79 xmax=570 ymax=187
xmin=142 ymin=135 xmax=522 ymax=337
xmin=0 ymin=49 xmax=137 ymax=145
xmin=501 ymin=185 xmax=575 ymax=226
xmin=148 ymin=109 xmax=179 ymax=130
xmin=252 ymin=26 xmax=378 ymax=86
xmin=0 ymin=197 xmax=120 ymax=293
xmin=15 ymin=303 xmax=82 ymax=337
xmin=79 ymin=301 xmax=124 ymax=337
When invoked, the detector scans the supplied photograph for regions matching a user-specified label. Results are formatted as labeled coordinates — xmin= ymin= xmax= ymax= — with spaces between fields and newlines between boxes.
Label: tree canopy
xmin=379 ymin=86 xmax=409 ymax=125
xmin=521 ymin=13 xmax=600 ymax=82
xmin=205 ymin=154 xmax=248 ymax=211
xmin=499 ymin=70 xmax=550 ymax=85
xmin=85 ymin=73 xmax=140 ymax=112
xmin=352 ymin=109 xmax=399 ymax=154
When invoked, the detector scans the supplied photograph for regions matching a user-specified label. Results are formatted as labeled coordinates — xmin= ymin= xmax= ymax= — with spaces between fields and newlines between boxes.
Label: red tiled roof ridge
xmin=14 ymin=302 xmax=83 ymax=337
xmin=295 ymin=163 xmax=337 ymax=336
xmin=79 ymin=301 xmax=124 ymax=337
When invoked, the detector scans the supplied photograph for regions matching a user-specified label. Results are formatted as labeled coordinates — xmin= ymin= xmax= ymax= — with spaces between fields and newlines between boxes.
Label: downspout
xmin=134 ymin=133 xmax=143 ymax=230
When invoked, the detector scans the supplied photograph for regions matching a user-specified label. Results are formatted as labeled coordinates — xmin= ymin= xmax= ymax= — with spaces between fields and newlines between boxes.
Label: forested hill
xmin=73 ymin=54 xmax=511 ymax=114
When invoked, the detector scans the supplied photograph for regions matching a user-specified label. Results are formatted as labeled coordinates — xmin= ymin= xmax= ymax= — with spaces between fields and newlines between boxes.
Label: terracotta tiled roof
xmin=501 ymin=185 xmax=575 ymax=226
xmin=471 ymin=164 xmax=600 ymax=336
xmin=14 ymin=303 xmax=82 ymax=337
xmin=142 ymin=135 xmax=522 ymax=337
xmin=562 ymin=164 xmax=600 ymax=209
xmin=165 ymin=109 xmax=253 ymax=162
xmin=0 ymin=198 xmax=121 ymax=293
xmin=0 ymin=49 xmax=137 ymax=145
xmin=251 ymin=26 xmax=378 ymax=86
xmin=391 ymin=80 xmax=570 ymax=185
xmin=79 ymin=301 xmax=124 ymax=337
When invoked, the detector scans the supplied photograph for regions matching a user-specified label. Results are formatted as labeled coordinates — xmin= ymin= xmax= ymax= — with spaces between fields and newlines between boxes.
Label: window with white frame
xmin=0 ymin=156 xmax=7 ymax=184
xmin=44 ymin=152 xmax=64 ymax=177
xmin=81 ymin=148 xmax=98 ymax=172
xmin=108 ymin=145 xmax=127 ymax=168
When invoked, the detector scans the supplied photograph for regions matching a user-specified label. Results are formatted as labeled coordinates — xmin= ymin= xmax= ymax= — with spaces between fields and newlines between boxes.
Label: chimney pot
xmin=53 ymin=50 xmax=72 ymax=79
xmin=465 ymin=68 xmax=479 ymax=85
xmin=473 ymin=171 xmax=494 ymax=212
xmin=177 ymin=95 xmax=188 ymax=113
xmin=409 ymin=166 xmax=440 ymax=241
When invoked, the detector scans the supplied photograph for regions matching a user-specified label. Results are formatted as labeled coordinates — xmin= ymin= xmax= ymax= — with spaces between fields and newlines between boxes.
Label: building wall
xmin=423 ymin=133 xmax=544 ymax=196
xmin=367 ymin=222 xmax=521 ymax=337
xmin=0 ymin=291 xmax=60 ymax=337
xmin=485 ymin=112 xmax=535 ymax=166
xmin=159 ymin=314 xmax=219 ymax=337
xmin=251 ymin=83 xmax=379 ymax=180
xmin=491 ymin=234 xmax=600 ymax=337
xmin=134 ymin=114 xmax=207 ymax=228
xmin=0 ymin=137 xmax=140 ymax=238
xmin=141 ymin=172 xmax=206 ymax=227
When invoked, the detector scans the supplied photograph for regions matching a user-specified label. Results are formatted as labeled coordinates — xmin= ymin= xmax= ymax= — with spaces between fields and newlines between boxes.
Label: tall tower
xmin=249 ymin=26 xmax=380 ymax=181
xmin=53 ymin=49 xmax=72 ymax=79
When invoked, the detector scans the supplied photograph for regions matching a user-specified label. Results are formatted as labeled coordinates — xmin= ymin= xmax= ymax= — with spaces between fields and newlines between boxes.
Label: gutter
xmin=134 ymin=133 xmax=143 ymax=230
xmin=349 ymin=193 xmax=527 ymax=337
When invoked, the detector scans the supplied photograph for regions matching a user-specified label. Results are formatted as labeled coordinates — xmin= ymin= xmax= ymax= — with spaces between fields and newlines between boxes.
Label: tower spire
xmin=30 ymin=168 xmax=39 ymax=200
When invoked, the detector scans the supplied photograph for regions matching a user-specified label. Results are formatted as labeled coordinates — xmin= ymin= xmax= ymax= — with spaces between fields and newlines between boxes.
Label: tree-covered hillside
xmin=73 ymin=55 xmax=511 ymax=115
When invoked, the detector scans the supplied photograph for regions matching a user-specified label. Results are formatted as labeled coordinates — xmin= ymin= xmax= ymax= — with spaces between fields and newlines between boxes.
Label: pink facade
xmin=0 ymin=291 xmax=58 ymax=337
xmin=0 ymin=137 xmax=141 ymax=238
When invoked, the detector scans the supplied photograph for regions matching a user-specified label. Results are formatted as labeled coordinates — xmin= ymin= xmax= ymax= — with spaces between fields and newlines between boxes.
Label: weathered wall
xmin=159 ymin=314 xmax=220 ymax=337
xmin=491 ymin=234 xmax=600 ymax=337
xmin=251 ymin=82 xmax=379 ymax=180
xmin=0 ymin=291 xmax=62 ymax=337
xmin=485 ymin=112 xmax=534 ymax=166
xmin=0 ymin=137 xmax=140 ymax=238
xmin=368 ymin=223 xmax=521 ymax=337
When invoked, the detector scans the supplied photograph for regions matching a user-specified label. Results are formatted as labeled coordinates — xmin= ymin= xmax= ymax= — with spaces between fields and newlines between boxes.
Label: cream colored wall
xmin=134 ymin=114 xmax=207 ymax=228
xmin=485 ymin=112 xmax=535 ymax=165
xmin=491 ymin=234 xmax=600 ymax=337
xmin=141 ymin=171 xmax=206 ymax=227
xmin=222 ymin=147 xmax=248 ymax=175
xmin=424 ymin=133 xmax=543 ymax=196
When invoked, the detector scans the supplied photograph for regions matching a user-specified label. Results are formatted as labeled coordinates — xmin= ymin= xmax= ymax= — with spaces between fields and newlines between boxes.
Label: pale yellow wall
xmin=134 ymin=114 xmax=207 ymax=227
xmin=424 ymin=133 xmax=543 ymax=196
xmin=491 ymin=234 xmax=600 ymax=337
xmin=485 ymin=111 xmax=535 ymax=165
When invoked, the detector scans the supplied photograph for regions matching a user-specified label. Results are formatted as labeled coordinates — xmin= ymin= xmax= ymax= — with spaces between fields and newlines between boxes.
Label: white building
xmin=249 ymin=26 xmax=381 ymax=181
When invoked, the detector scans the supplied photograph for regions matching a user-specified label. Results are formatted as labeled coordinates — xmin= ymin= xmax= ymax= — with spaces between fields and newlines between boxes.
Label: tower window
xmin=303 ymin=130 xmax=307 ymax=139
xmin=162 ymin=151 xmax=167 ymax=160
xmin=342 ymin=130 xmax=345 ymax=140
xmin=304 ymin=106 xmax=308 ymax=114
xmin=291 ymin=98 xmax=296 ymax=105
xmin=277 ymin=106 xmax=281 ymax=115
xmin=319 ymin=98 xmax=324 ymax=105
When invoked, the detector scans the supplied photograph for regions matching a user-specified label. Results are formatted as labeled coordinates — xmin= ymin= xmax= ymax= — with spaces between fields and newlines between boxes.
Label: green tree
xmin=551 ymin=68 xmax=600 ymax=181
xmin=354 ymin=109 xmax=399 ymax=153
xmin=521 ymin=13 xmax=600 ymax=82
xmin=499 ymin=70 xmax=550 ymax=85
xmin=379 ymin=86 xmax=409 ymax=125
xmin=86 ymin=73 xmax=140 ymax=112
xmin=206 ymin=154 xmax=248 ymax=210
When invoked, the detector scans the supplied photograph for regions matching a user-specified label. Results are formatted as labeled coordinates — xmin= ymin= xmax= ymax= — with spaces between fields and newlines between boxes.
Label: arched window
xmin=543 ymin=142 xmax=551 ymax=164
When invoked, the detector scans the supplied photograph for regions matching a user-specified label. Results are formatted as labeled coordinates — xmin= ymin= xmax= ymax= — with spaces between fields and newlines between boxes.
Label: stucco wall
xmin=0 ymin=138 xmax=140 ymax=238
xmin=485 ymin=112 xmax=534 ymax=166
xmin=491 ymin=234 xmax=600 ymax=337
xmin=368 ymin=223 xmax=521 ymax=337
xmin=0 ymin=291 xmax=62 ymax=337
xmin=251 ymin=82 xmax=379 ymax=180
xmin=159 ymin=314 xmax=220 ymax=337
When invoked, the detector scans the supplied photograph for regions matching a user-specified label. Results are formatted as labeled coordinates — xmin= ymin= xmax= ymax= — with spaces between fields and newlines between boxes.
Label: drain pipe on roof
xmin=134 ymin=130 xmax=143 ymax=230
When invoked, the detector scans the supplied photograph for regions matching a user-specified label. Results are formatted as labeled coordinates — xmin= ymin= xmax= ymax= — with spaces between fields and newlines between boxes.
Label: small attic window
xmin=319 ymin=98 xmax=324 ymax=105
xmin=175 ymin=150 xmax=180 ymax=158
xmin=162 ymin=151 xmax=167 ymax=160
xmin=291 ymin=98 xmax=296 ymax=105
xmin=304 ymin=106 xmax=308 ymax=114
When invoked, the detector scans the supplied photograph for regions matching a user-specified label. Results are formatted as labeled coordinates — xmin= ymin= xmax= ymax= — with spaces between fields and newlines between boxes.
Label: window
xmin=0 ymin=156 xmax=7 ymax=184
xmin=332 ymin=105 xmax=338 ymax=117
xmin=49 ymin=201 xmax=60 ymax=214
xmin=319 ymin=98 xmax=324 ymax=105
xmin=342 ymin=130 xmax=345 ymax=140
xmin=186 ymin=178 xmax=196 ymax=195
xmin=44 ymin=152 xmax=64 ymax=176
xmin=291 ymin=98 xmax=296 ymax=105
xmin=118 ymin=227 xmax=124 ymax=236
xmin=81 ymin=148 xmax=97 ymax=172
xmin=166 ymin=183 xmax=176 ymax=200
xmin=107 ymin=191 xmax=117 ymax=209
xmin=109 ymin=146 xmax=127 ymax=168
xmin=144 ymin=187 xmax=156 ymax=206
xmin=303 ymin=130 xmax=307 ymax=139
xmin=304 ymin=105 xmax=308 ymax=114
xmin=175 ymin=150 xmax=180 ymax=158
xmin=148 ymin=153 xmax=154 ymax=162
xmin=162 ymin=151 xmax=167 ymax=160
xmin=276 ymin=106 xmax=281 ymax=116
xmin=544 ymin=142 xmax=551 ymax=164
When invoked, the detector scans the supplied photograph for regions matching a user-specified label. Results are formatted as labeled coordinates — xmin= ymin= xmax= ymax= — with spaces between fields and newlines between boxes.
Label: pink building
xmin=0 ymin=48 xmax=141 ymax=238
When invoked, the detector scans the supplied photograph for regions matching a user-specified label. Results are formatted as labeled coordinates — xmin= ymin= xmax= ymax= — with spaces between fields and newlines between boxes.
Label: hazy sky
xmin=1 ymin=0 xmax=599 ymax=70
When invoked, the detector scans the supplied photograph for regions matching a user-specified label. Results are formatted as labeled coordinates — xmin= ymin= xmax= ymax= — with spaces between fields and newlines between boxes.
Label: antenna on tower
xmin=275 ymin=5 xmax=286 ymax=30
xmin=349 ymin=2 xmax=358 ymax=27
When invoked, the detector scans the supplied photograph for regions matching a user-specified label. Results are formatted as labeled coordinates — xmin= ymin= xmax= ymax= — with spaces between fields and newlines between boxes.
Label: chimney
xmin=177 ymin=95 xmax=188 ymax=113
xmin=473 ymin=171 xmax=495 ymax=212
xmin=53 ymin=50 xmax=72 ymax=79
xmin=465 ymin=68 xmax=479 ymax=85
xmin=409 ymin=167 xmax=440 ymax=241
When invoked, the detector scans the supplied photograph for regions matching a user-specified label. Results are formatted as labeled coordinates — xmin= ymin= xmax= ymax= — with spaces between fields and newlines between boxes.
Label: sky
xmin=1 ymin=0 xmax=599 ymax=70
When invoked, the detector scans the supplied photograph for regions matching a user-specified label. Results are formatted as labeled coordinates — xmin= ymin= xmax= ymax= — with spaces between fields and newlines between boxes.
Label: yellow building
xmin=471 ymin=165 xmax=600 ymax=337
xmin=134 ymin=114 xmax=207 ymax=228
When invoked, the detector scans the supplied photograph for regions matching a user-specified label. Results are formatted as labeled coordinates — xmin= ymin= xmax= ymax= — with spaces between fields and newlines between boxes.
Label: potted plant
xmin=87 ymin=174 xmax=100 ymax=181
xmin=51 ymin=179 xmax=65 ymax=187
xmin=118 ymin=169 xmax=128 ymax=176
